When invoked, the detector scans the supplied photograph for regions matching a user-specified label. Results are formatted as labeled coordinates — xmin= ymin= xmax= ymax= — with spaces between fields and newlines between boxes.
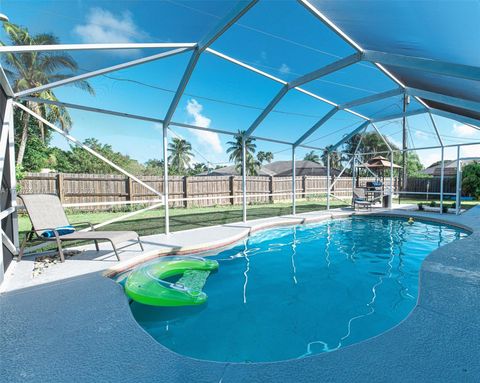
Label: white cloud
xmin=186 ymin=99 xmax=222 ymax=154
xmin=279 ymin=63 xmax=291 ymax=75
xmin=74 ymin=8 xmax=147 ymax=45
xmin=461 ymin=144 xmax=480 ymax=158
xmin=453 ymin=123 xmax=478 ymax=137
xmin=414 ymin=130 xmax=429 ymax=139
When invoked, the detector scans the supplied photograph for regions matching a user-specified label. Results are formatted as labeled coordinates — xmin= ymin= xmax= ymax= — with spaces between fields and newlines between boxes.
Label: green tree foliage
xmin=61 ymin=138 xmax=143 ymax=175
xmin=257 ymin=151 xmax=273 ymax=165
xmin=1 ymin=22 xmax=94 ymax=165
xmin=168 ymin=138 xmax=193 ymax=175
xmin=144 ymin=159 xmax=164 ymax=176
xmin=344 ymin=132 xmax=424 ymax=175
xmin=321 ymin=146 xmax=343 ymax=170
xmin=189 ymin=163 xmax=209 ymax=176
xmin=462 ymin=161 xmax=480 ymax=199
xmin=226 ymin=130 xmax=259 ymax=175
xmin=303 ymin=151 xmax=321 ymax=164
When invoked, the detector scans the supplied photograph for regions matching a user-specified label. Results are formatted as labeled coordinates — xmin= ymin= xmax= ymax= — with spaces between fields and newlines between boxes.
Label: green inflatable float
xmin=125 ymin=256 xmax=219 ymax=307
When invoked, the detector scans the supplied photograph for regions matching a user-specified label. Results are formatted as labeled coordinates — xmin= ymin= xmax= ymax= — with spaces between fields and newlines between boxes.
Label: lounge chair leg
xmin=54 ymin=235 xmax=65 ymax=262
xmin=17 ymin=231 xmax=31 ymax=262
xmin=138 ymin=237 xmax=144 ymax=251
xmin=17 ymin=230 xmax=35 ymax=262
xmin=94 ymin=240 xmax=99 ymax=251
xmin=111 ymin=242 xmax=120 ymax=261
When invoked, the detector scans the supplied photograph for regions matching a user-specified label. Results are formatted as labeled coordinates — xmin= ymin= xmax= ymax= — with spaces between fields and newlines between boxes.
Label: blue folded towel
xmin=41 ymin=225 xmax=75 ymax=238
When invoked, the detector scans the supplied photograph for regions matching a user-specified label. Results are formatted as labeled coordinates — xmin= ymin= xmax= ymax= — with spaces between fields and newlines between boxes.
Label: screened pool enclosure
xmin=0 ymin=1 xmax=479 ymax=276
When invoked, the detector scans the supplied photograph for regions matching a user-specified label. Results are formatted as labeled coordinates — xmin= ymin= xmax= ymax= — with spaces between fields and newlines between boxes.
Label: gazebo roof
xmin=358 ymin=156 xmax=402 ymax=169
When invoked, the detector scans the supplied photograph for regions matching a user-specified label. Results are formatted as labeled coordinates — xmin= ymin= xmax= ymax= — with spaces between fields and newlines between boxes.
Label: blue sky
xmin=2 ymin=0 xmax=479 ymax=167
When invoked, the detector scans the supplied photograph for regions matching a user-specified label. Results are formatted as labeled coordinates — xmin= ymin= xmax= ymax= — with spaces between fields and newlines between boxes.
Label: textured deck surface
xmin=1 ymin=206 xmax=479 ymax=382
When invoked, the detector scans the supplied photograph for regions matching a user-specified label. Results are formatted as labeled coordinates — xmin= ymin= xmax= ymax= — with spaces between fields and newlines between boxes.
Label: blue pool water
xmin=130 ymin=216 xmax=468 ymax=362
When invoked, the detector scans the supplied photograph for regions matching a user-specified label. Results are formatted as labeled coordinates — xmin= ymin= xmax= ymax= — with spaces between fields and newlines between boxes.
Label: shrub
xmin=417 ymin=203 xmax=424 ymax=211
xmin=462 ymin=161 xmax=480 ymax=200
xmin=429 ymin=201 xmax=437 ymax=207
xmin=442 ymin=205 xmax=449 ymax=214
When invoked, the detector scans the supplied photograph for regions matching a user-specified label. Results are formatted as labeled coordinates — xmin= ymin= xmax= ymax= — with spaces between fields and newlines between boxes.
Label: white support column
xmin=440 ymin=146 xmax=445 ymax=214
xmin=389 ymin=150 xmax=394 ymax=209
xmin=455 ymin=146 xmax=461 ymax=215
xmin=352 ymin=156 xmax=356 ymax=203
xmin=242 ymin=138 xmax=247 ymax=222
xmin=292 ymin=146 xmax=296 ymax=215
xmin=326 ymin=152 xmax=331 ymax=210
xmin=7 ymin=99 xmax=18 ymax=248
xmin=162 ymin=124 xmax=170 ymax=234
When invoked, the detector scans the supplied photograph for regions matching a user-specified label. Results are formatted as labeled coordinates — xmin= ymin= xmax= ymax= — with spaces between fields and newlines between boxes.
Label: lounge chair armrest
xmin=73 ymin=222 xmax=96 ymax=231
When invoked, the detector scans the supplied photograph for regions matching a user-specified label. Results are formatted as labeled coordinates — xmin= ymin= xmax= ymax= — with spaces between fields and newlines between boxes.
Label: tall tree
xmin=257 ymin=151 xmax=273 ymax=165
xmin=303 ymin=151 xmax=321 ymax=164
xmin=168 ymin=137 xmax=193 ymax=174
xmin=321 ymin=146 xmax=342 ymax=170
xmin=1 ymin=22 xmax=94 ymax=165
xmin=226 ymin=130 xmax=259 ymax=175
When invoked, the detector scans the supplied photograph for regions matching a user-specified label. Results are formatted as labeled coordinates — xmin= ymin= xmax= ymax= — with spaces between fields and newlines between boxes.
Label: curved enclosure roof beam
xmin=372 ymin=109 xmax=425 ymax=123
xmin=330 ymin=120 xmax=370 ymax=151
xmin=14 ymin=47 xmax=191 ymax=98
xmin=370 ymin=123 xmax=392 ymax=152
xmin=0 ymin=43 xmax=196 ymax=53
xmin=363 ymin=51 xmax=480 ymax=81
xmin=294 ymin=107 xmax=339 ymax=147
xmin=162 ymin=0 xmax=258 ymax=127
xmin=406 ymin=87 xmax=480 ymax=115
xmin=339 ymin=88 xmax=404 ymax=110
xmin=430 ymin=109 xmax=480 ymax=130
xmin=244 ymin=53 xmax=362 ymax=137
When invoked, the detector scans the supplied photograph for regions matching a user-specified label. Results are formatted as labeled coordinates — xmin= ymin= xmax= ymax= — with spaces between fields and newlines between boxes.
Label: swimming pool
xmin=129 ymin=216 xmax=468 ymax=362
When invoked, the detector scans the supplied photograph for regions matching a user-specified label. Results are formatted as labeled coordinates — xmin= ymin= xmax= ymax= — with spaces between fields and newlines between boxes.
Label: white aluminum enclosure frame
xmin=0 ymin=0 xmax=477 ymax=266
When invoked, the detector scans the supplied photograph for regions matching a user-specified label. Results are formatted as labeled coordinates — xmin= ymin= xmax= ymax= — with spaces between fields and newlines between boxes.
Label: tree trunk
xmin=16 ymin=107 xmax=30 ymax=166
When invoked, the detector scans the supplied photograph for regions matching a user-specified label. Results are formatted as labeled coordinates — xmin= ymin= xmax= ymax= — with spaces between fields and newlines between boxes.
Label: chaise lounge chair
xmin=353 ymin=188 xmax=373 ymax=211
xmin=18 ymin=194 xmax=143 ymax=262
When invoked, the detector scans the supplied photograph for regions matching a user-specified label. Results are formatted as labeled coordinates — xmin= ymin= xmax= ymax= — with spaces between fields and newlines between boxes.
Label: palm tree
xmin=303 ymin=151 xmax=321 ymax=164
xmin=257 ymin=151 xmax=273 ymax=165
xmin=168 ymin=137 xmax=193 ymax=174
xmin=226 ymin=130 xmax=259 ymax=175
xmin=1 ymin=23 xmax=94 ymax=165
xmin=321 ymin=146 xmax=343 ymax=170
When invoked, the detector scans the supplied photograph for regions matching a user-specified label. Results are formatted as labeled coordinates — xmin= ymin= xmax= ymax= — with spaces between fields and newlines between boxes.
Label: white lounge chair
xmin=353 ymin=188 xmax=373 ymax=210
xmin=18 ymin=194 xmax=143 ymax=262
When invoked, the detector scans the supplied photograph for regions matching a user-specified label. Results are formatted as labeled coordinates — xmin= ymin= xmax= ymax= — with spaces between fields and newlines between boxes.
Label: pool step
xmin=177 ymin=270 xmax=211 ymax=293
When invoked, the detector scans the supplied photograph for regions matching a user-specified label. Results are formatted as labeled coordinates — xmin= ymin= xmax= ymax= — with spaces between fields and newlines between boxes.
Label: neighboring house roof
xmin=421 ymin=160 xmax=476 ymax=176
xmin=200 ymin=160 xmax=340 ymax=177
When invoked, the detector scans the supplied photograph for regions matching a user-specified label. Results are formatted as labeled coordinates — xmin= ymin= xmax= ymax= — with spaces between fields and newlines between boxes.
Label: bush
xmin=429 ymin=201 xmax=437 ymax=207
xmin=442 ymin=204 xmax=449 ymax=214
xmin=462 ymin=162 xmax=480 ymax=200
xmin=417 ymin=203 xmax=424 ymax=211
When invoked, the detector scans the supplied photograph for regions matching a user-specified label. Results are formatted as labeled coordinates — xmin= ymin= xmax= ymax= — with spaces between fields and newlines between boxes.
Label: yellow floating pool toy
xmin=408 ymin=217 xmax=415 ymax=224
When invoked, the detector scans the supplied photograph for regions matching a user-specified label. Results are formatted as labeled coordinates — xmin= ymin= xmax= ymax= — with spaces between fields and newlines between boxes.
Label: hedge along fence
xmin=16 ymin=172 xmax=440 ymax=212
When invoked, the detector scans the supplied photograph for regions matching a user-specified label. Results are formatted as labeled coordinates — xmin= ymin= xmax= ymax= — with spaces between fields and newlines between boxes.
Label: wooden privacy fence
xmin=19 ymin=172 xmax=451 ymax=211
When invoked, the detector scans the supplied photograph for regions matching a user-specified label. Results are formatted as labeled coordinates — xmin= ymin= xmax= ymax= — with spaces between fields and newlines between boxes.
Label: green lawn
xmin=396 ymin=197 xmax=479 ymax=210
xmin=18 ymin=199 xmax=347 ymax=240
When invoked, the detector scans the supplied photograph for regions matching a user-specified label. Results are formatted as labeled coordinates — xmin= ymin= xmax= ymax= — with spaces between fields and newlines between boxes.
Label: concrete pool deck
xmin=1 ymin=205 xmax=479 ymax=382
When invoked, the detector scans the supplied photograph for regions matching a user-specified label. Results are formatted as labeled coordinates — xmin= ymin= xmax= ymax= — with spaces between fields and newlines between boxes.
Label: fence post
xmin=268 ymin=175 xmax=274 ymax=203
xmin=56 ymin=173 xmax=65 ymax=203
xmin=126 ymin=176 xmax=134 ymax=202
xmin=229 ymin=176 xmax=235 ymax=205
xmin=183 ymin=176 xmax=189 ymax=208
xmin=302 ymin=175 xmax=307 ymax=199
